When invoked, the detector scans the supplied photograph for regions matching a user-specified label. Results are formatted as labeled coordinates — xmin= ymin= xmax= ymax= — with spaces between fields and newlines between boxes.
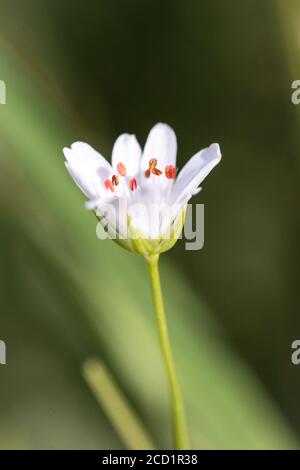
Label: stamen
xmin=165 ymin=165 xmax=176 ymax=179
xmin=129 ymin=178 xmax=137 ymax=191
xmin=112 ymin=174 xmax=119 ymax=186
xmin=117 ymin=162 xmax=126 ymax=176
xmin=145 ymin=158 xmax=162 ymax=177
xmin=104 ymin=179 xmax=114 ymax=192
xmin=149 ymin=158 xmax=158 ymax=169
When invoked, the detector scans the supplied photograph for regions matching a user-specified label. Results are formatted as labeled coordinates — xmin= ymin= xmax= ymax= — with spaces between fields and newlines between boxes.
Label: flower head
xmin=63 ymin=123 xmax=221 ymax=256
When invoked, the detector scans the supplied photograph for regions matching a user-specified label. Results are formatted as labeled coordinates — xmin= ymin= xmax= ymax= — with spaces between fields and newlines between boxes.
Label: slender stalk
xmin=147 ymin=254 xmax=188 ymax=450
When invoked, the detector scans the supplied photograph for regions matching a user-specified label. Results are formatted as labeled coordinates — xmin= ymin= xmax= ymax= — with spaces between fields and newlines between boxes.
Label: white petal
xmin=63 ymin=142 xmax=111 ymax=172
xmin=172 ymin=143 xmax=221 ymax=206
xmin=141 ymin=123 xmax=177 ymax=171
xmin=111 ymin=134 xmax=142 ymax=176
xmin=65 ymin=161 xmax=102 ymax=200
xmin=63 ymin=142 xmax=113 ymax=200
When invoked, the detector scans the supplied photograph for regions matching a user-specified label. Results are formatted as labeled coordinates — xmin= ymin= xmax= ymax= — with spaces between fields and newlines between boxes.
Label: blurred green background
xmin=0 ymin=0 xmax=300 ymax=449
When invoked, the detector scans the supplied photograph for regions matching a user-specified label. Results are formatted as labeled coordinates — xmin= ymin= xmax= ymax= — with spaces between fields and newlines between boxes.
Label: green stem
xmin=147 ymin=254 xmax=188 ymax=450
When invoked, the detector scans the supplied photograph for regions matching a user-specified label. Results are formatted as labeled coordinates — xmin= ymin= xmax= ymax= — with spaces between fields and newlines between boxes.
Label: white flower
xmin=63 ymin=123 xmax=221 ymax=256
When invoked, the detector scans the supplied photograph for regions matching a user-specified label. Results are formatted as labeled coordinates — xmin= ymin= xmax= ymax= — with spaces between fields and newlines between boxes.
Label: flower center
xmin=104 ymin=160 xmax=176 ymax=194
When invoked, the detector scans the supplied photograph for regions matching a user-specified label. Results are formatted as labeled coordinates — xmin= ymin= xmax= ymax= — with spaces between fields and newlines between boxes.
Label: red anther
xmin=112 ymin=174 xmax=119 ymax=186
xmin=129 ymin=178 xmax=137 ymax=191
xmin=117 ymin=162 xmax=126 ymax=176
xmin=165 ymin=165 xmax=176 ymax=179
xmin=104 ymin=179 xmax=114 ymax=192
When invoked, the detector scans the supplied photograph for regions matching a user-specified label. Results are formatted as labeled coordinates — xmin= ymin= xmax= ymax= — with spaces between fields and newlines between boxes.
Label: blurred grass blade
xmin=83 ymin=359 xmax=155 ymax=450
